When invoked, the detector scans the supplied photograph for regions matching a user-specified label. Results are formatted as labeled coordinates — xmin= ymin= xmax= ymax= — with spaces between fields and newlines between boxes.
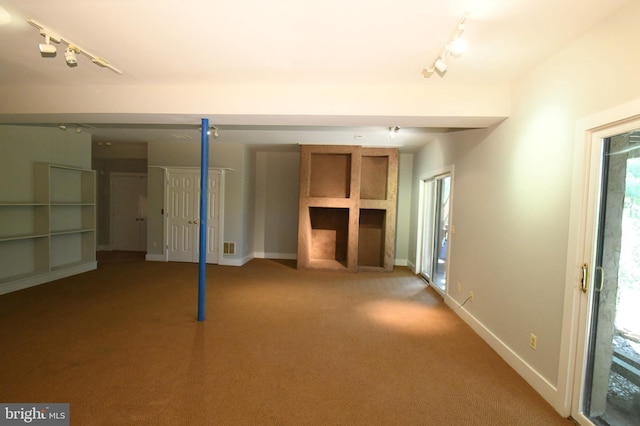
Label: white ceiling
xmin=0 ymin=0 xmax=631 ymax=152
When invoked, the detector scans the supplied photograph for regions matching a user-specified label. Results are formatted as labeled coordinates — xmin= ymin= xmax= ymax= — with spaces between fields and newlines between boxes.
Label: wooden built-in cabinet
xmin=0 ymin=163 xmax=96 ymax=295
xmin=297 ymin=145 xmax=398 ymax=272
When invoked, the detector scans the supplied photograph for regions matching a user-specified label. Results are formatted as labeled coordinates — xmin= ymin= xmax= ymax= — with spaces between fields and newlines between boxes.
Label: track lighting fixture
xmin=199 ymin=125 xmax=220 ymax=139
xmin=388 ymin=126 xmax=400 ymax=139
xmin=28 ymin=19 xmax=122 ymax=74
xmin=422 ymin=13 xmax=469 ymax=78
xmin=58 ymin=124 xmax=67 ymax=130
xmin=434 ymin=58 xmax=447 ymax=74
xmin=64 ymin=47 xmax=78 ymax=67
xmin=38 ymin=34 xmax=57 ymax=57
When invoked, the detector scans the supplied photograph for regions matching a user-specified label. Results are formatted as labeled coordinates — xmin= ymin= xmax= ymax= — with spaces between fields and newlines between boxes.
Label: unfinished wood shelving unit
xmin=297 ymin=145 xmax=398 ymax=272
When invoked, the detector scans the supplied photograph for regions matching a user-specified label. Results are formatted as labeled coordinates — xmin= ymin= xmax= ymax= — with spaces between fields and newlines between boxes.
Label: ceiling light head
xmin=388 ymin=126 xmax=400 ymax=139
xmin=65 ymin=47 xmax=78 ymax=67
xmin=448 ymin=37 xmax=467 ymax=57
xmin=38 ymin=35 xmax=57 ymax=57
xmin=199 ymin=126 xmax=220 ymax=138
xmin=58 ymin=124 xmax=67 ymax=130
xmin=0 ymin=6 xmax=11 ymax=26
xmin=434 ymin=58 xmax=448 ymax=74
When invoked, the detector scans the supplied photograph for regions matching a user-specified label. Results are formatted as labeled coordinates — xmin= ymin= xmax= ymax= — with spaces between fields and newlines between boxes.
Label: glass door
xmin=577 ymin=130 xmax=640 ymax=426
xmin=420 ymin=174 xmax=451 ymax=293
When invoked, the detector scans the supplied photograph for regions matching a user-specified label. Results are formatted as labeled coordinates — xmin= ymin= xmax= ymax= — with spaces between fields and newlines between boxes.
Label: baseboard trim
xmin=0 ymin=262 xmax=98 ymax=296
xmin=145 ymin=253 xmax=165 ymax=262
xmin=253 ymin=252 xmax=297 ymax=260
xmin=219 ymin=254 xmax=253 ymax=267
xmin=444 ymin=294 xmax=560 ymax=413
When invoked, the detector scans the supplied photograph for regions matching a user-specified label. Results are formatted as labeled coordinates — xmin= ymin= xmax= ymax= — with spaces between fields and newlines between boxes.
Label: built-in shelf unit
xmin=297 ymin=145 xmax=398 ymax=272
xmin=0 ymin=163 xmax=96 ymax=294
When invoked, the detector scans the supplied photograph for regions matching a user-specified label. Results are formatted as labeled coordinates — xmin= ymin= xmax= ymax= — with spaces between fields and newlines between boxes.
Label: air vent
xmin=223 ymin=242 xmax=236 ymax=255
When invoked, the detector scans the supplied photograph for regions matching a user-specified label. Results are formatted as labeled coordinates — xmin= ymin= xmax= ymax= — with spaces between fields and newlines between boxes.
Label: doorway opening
xmin=418 ymin=173 xmax=452 ymax=294
xmin=91 ymin=141 xmax=148 ymax=256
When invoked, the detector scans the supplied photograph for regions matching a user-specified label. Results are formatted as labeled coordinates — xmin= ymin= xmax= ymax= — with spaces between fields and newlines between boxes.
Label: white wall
xmin=408 ymin=1 xmax=640 ymax=414
xmin=0 ymin=125 xmax=91 ymax=200
xmin=253 ymin=150 xmax=300 ymax=259
xmin=394 ymin=153 xmax=413 ymax=265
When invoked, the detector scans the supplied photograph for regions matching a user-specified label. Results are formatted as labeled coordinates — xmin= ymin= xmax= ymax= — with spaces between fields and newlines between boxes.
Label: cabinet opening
xmin=309 ymin=207 xmax=349 ymax=266
xmin=361 ymin=156 xmax=388 ymax=200
xmin=309 ymin=153 xmax=351 ymax=198
xmin=358 ymin=209 xmax=386 ymax=267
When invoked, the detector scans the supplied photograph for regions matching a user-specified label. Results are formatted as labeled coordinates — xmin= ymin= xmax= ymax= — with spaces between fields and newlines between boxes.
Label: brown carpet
xmin=0 ymin=257 xmax=573 ymax=425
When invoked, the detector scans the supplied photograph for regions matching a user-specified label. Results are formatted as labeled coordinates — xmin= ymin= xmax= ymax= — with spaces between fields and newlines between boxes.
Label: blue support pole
xmin=197 ymin=118 xmax=209 ymax=321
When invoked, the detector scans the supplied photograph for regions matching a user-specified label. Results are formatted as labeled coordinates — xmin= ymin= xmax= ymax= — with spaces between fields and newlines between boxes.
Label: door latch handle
xmin=580 ymin=263 xmax=588 ymax=294
xmin=595 ymin=266 xmax=604 ymax=292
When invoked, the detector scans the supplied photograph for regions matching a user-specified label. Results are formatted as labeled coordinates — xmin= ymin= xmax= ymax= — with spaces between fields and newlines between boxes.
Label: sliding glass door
xmin=419 ymin=174 xmax=451 ymax=293
xmin=573 ymin=129 xmax=640 ymax=426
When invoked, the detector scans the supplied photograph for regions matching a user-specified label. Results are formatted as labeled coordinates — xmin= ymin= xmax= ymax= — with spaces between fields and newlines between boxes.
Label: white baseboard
xmin=253 ymin=252 xmax=297 ymax=260
xmin=0 ymin=262 xmax=97 ymax=296
xmin=444 ymin=293 xmax=561 ymax=413
xmin=406 ymin=260 xmax=417 ymax=273
xmin=394 ymin=258 xmax=408 ymax=266
xmin=145 ymin=253 xmax=166 ymax=262
xmin=219 ymin=254 xmax=253 ymax=266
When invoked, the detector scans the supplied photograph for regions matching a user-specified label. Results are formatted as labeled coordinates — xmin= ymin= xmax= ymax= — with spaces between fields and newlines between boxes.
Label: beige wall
xmin=408 ymin=1 xmax=640 ymax=412
xmin=0 ymin=125 xmax=91 ymax=201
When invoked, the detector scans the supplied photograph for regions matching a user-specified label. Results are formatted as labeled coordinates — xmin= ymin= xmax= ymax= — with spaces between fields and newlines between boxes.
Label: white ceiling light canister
xmin=64 ymin=47 xmax=78 ymax=67
xmin=422 ymin=13 xmax=469 ymax=78
xmin=39 ymin=34 xmax=58 ymax=57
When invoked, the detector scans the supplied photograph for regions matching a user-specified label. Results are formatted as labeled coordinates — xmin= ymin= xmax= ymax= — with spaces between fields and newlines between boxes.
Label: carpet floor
xmin=0 ymin=257 xmax=574 ymax=425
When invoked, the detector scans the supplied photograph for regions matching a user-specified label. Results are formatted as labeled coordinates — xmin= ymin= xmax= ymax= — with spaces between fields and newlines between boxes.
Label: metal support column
xmin=197 ymin=118 xmax=209 ymax=321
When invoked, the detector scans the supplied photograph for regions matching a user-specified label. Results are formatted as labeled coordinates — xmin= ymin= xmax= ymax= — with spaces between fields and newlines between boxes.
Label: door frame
xmin=109 ymin=172 xmax=147 ymax=252
xmin=415 ymin=165 xmax=454 ymax=295
xmin=163 ymin=167 xmax=226 ymax=265
xmin=557 ymin=98 xmax=640 ymax=420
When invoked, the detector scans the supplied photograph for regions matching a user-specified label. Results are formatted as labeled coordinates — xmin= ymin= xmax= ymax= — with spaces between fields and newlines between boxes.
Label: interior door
xmin=111 ymin=173 xmax=147 ymax=252
xmin=167 ymin=171 xmax=197 ymax=262
xmin=166 ymin=169 xmax=220 ymax=264
xmin=572 ymin=127 xmax=640 ymax=425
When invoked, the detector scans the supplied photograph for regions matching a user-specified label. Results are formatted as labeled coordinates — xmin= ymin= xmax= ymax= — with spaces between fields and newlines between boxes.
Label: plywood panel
xmin=361 ymin=156 xmax=388 ymax=200
xmin=309 ymin=154 xmax=351 ymax=198
xmin=358 ymin=209 xmax=385 ymax=267
xmin=309 ymin=207 xmax=349 ymax=262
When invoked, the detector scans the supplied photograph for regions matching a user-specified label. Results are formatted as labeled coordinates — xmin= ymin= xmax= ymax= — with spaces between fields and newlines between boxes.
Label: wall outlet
xmin=468 ymin=291 xmax=473 ymax=301
xmin=530 ymin=334 xmax=537 ymax=350
xmin=457 ymin=282 xmax=462 ymax=293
